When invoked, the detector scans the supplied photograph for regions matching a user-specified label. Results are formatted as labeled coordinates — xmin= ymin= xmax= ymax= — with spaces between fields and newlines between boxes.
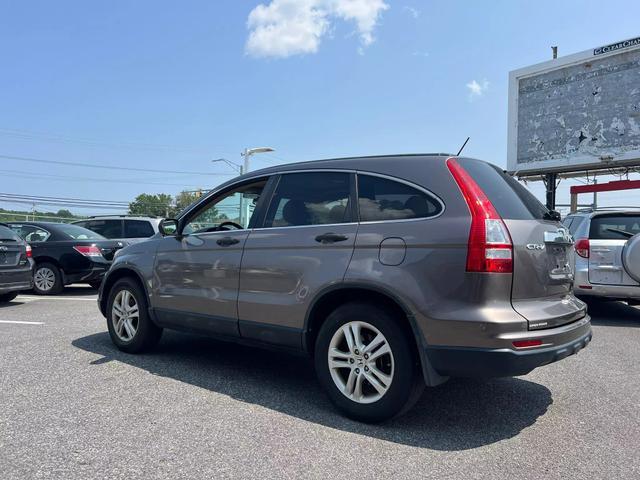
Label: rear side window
xmin=0 ymin=225 xmax=21 ymax=241
xmin=8 ymin=225 xmax=51 ymax=242
xmin=567 ymin=216 xmax=584 ymax=236
xmin=124 ymin=220 xmax=155 ymax=238
xmin=264 ymin=172 xmax=352 ymax=228
xmin=83 ymin=220 xmax=123 ymax=238
xmin=457 ymin=158 xmax=549 ymax=220
xmin=589 ymin=215 xmax=640 ymax=239
xmin=357 ymin=174 xmax=442 ymax=222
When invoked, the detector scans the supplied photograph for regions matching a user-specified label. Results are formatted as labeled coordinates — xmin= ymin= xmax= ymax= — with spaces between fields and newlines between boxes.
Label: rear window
xmin=0 ymin=225 xmax=21 ymax=241
xmin=589 ymin=215 xmax=640 ymax=240
xmin=457 ymin=158 xmax=549 ymax=220
xmin=124 ymin=220 xmax=155 ymax=238
xmin=55 ymin=224 xmax=105 ymax=240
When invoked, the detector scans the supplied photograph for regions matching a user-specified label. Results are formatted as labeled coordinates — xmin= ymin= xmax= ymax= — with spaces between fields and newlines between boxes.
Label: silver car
xmin=564 ymin=209 xmax=640 ymax=303
xmin=98 ymin=154 xmax=592 ymax=422
xmin=73 ymin=216 xmax=161 ymax=244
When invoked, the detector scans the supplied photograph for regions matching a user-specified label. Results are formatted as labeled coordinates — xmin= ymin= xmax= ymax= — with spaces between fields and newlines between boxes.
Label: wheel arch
xmin=303 ymin=283 xmax=448 ymax=387
xmin=100 ymin=266 xmax=150 ymax=316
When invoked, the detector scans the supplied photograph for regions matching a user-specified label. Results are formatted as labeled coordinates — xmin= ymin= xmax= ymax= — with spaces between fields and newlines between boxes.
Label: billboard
xmin=508 ymin=36 xmax=640 ymax=175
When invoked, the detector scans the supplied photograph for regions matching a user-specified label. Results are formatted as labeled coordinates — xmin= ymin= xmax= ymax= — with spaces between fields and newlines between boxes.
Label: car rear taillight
xmin=575 ymin=238 xmax=590 ymax=258
xmin=25 ymin=245 xmax=32 ymax=258
xmin=446 ymin=158 xmax=513 ymax=273
xmin=73 ymin=245 xmax=103 ymax=257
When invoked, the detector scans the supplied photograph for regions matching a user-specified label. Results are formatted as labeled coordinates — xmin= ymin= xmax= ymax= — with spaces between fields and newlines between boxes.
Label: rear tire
xmin=106 ymin=278 xmax=162 ymax=353
xmin=33 ymin=263 xmax=64 ymax=295
xmin=315 ymin=302 xmax=424 ymax=423
xmin=0 ymin=292 xmax=18 ymax=303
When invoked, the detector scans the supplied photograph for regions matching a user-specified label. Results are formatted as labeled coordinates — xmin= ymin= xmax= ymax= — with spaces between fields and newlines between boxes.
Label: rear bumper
xmin=426 ymin=316 xmax=592 ymax=377
xmin=0 ymin=266 xmax=33 ymax=293
xmin=64 ymin=265 xmax=109 ymax=285
xmin=574 ymin=267 xmax=640 ymax=300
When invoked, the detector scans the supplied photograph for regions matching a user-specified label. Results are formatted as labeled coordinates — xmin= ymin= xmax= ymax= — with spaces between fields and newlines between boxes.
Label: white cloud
xmin=245 ymin=0 xmax=389 ymax=58
xmin=466 ymin=79 xmax=489 ymax=99
xmin=403 ymin=6 xmax=420 ymax=19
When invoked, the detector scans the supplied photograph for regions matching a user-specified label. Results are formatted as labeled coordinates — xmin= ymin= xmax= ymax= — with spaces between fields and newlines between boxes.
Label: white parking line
xmin=18 ymin=296 xmax=97 ymax=302
xmin=0 ymin=320 xmax=44 ymax=325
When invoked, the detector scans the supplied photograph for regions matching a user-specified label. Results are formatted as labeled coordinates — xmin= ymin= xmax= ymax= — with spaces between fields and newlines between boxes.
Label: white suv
xmin=73 ymin=216 xmax=161 ymax=244
xmin=564 ymin=209 xmax=640 ymax=303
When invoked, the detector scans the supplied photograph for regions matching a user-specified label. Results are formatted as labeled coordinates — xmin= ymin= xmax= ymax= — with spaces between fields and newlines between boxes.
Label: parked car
xmin=72 ymin=216 xmax=161 ymax=244
xmin=563 ymin=209 xmax=640 ymax=303
xmin=7 ymin=222 xmax=127 ymax=294
xmin=0 ymin=223 xmax=33 ymax=303
xmin=98 ymin=154 xmax=591 ymax=422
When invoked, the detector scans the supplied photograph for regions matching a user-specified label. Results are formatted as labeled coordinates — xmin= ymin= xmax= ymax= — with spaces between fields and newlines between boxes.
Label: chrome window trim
xmin=180 ymin=167 xmax=446 ymax=227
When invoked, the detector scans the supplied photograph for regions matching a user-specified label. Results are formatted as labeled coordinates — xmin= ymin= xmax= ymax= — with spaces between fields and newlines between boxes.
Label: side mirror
xmin=159 ymin=218 xmax=179 ymax=236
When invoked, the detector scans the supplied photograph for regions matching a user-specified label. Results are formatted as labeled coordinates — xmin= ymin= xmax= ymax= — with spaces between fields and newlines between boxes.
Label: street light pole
xmin=241 ymin=146 xmax=275 ymax=174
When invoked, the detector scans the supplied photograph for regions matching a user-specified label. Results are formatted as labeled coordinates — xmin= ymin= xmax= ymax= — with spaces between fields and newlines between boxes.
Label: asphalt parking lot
xmin=1 ymin=288 xmax=638 ymax=479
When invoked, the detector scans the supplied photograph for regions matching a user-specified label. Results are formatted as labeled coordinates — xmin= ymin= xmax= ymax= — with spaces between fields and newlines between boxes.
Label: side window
xmin=263 ymin=172 xmax=352 ymax=228
xmin=184 ymin=179 xmax=267 ymax=234
xmin=357 ymin=174 xmax=442 ymax=222
xmin=124 ymin=220 xmax=155 ymax=238
xmin=84 ymin=220 xmax=123 ymax=238
xmin=9 ymin=225 xmax=51 ymax=242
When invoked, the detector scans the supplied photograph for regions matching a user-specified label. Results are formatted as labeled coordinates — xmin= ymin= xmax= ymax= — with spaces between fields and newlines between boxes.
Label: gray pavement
xmin=1 ymin=287 xmax=638 ymax=479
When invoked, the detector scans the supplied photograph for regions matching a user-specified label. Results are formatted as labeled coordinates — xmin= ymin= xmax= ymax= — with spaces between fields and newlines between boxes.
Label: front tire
xmin=106 ymin=278 xmax=162 ymax=353
xmin=0 ymin=292 xmax=18 ymax=303
xmin=315 ymin=302 xmax=424 ymax=423
xmin=33 ymin=263 xmax=64 ymax=295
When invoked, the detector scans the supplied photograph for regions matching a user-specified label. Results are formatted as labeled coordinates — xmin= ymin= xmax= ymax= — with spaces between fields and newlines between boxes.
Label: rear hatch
xmin=587 ymin=213 xmax=640 ymax=286
xmin=456 ymin=159 xmax=586 ymax=330
xmin=0 ymin=225 xmax=26 ymax=269
xmin=84 ymin=240 xmax=127 ymax=261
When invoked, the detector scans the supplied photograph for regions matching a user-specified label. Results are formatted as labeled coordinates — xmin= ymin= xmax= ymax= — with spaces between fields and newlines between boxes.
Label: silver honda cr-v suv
xmin=98 ymin=154 xmax=592 ymax=422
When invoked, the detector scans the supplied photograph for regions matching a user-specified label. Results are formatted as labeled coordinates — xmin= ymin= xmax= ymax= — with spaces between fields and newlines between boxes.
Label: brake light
xmin=513 ymin=339 xmax=543 ymax=349
xmin=446 ymin=158 xmax=513 ymax=273
xmin=575 ymin=238 xmax=590 ymax=258
xmin=73 ymin=245 xmax=103 ymax=257
xmin=25 ymin=245 xmax=32 ymax=258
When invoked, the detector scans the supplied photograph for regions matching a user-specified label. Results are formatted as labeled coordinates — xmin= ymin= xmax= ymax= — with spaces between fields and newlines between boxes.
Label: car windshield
xmin=0 ymin=225 xmax=21 ymax=241
xmin=55 ymin=224 xmax=106 ymax=240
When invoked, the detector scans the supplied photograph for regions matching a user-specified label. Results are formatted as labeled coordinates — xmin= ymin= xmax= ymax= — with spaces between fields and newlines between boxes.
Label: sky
xmin=1 ymin=0 xmax=639 ymax=216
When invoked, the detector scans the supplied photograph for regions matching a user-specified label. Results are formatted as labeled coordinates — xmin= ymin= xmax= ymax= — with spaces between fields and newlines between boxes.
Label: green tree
xmin=174 ymin=190 xmax=201 ymax=215
xmin=129 ymin=193 xmax=174 ymax=217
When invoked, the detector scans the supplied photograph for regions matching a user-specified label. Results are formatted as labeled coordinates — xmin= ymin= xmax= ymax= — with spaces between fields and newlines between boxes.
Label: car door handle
xmin=315 ymin=233 xmax=348 ymax=244
xmin=217 ymin=237 xmax=240 ymax=247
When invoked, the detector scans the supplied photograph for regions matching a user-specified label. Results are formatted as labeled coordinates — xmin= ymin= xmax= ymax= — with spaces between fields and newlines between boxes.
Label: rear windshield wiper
xmin=0 ymin=238 xmax=17 ymax=242
xmin=605 ymin=227 xmax=635 ymax=238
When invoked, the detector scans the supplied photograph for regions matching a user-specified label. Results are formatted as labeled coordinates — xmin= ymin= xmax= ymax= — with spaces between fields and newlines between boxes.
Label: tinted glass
xmin=55 ymin=224 xmax=105 ymax=240
xmin=124 ymin=220 xmax=155 ymax=238
xmin=0 ymin=225 xmax=21 ymax=241
xmin=589 ymin=215 xmax=640 ymax=239
xmin=82 ymin=220 xmax=123 ymax=238
xmin=264 ymin=172 xmax=352 ymax=227
xmin=565 ymin=216 xmax=584 ymax=235
xmin=8 ymin=224 xmax=51 ymax=242
xmin=457 ymin=158 xmax=549 ymax=220
xmin=357 ymin=175 xmax=442 ymax=222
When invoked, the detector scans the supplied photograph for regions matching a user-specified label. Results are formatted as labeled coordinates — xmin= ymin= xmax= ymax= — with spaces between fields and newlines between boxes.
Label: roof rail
xmin=86 ymin=214 xmax=159 ymax=219
xmin=575 ymin=206 xmax=640 ymax=213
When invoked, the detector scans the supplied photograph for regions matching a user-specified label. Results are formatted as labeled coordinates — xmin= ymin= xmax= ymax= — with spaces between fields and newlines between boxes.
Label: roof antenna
xmin=456 ymin=137 xmax=470 ymax=156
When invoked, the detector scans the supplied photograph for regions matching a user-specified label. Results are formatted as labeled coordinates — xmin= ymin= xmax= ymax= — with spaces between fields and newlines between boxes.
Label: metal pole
xmin=544 ymin=173 xmax=558 ymax=210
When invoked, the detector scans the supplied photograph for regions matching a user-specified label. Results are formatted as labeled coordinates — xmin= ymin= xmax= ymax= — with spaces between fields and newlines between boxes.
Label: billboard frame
xmin=507 ymin=36 xmax=640 ymax=178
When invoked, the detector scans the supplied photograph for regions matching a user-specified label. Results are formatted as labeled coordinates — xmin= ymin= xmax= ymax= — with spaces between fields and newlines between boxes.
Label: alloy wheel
xmin=112 ymin=289 xmax=140 ymax=342
xmin=34 ymin=267 xmax=56 ymax=292
xmin=327 ymin=321 xmax=395 ymax=404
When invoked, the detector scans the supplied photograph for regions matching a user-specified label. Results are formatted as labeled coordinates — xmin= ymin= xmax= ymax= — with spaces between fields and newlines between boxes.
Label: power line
xmin=1 ymin=169 xmax=204 ymax=187
xmin=0 ymin=128 xmax=234 ymax=155
xmin=0 ymin=153 xmax=234 ymax=176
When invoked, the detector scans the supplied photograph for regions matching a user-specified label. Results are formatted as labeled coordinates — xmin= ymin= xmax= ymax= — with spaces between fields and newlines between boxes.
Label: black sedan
xmin=0 ymin=223 xmax=33 ymax=302
xmin=7 ymin=222 xmax=127 ymax=294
